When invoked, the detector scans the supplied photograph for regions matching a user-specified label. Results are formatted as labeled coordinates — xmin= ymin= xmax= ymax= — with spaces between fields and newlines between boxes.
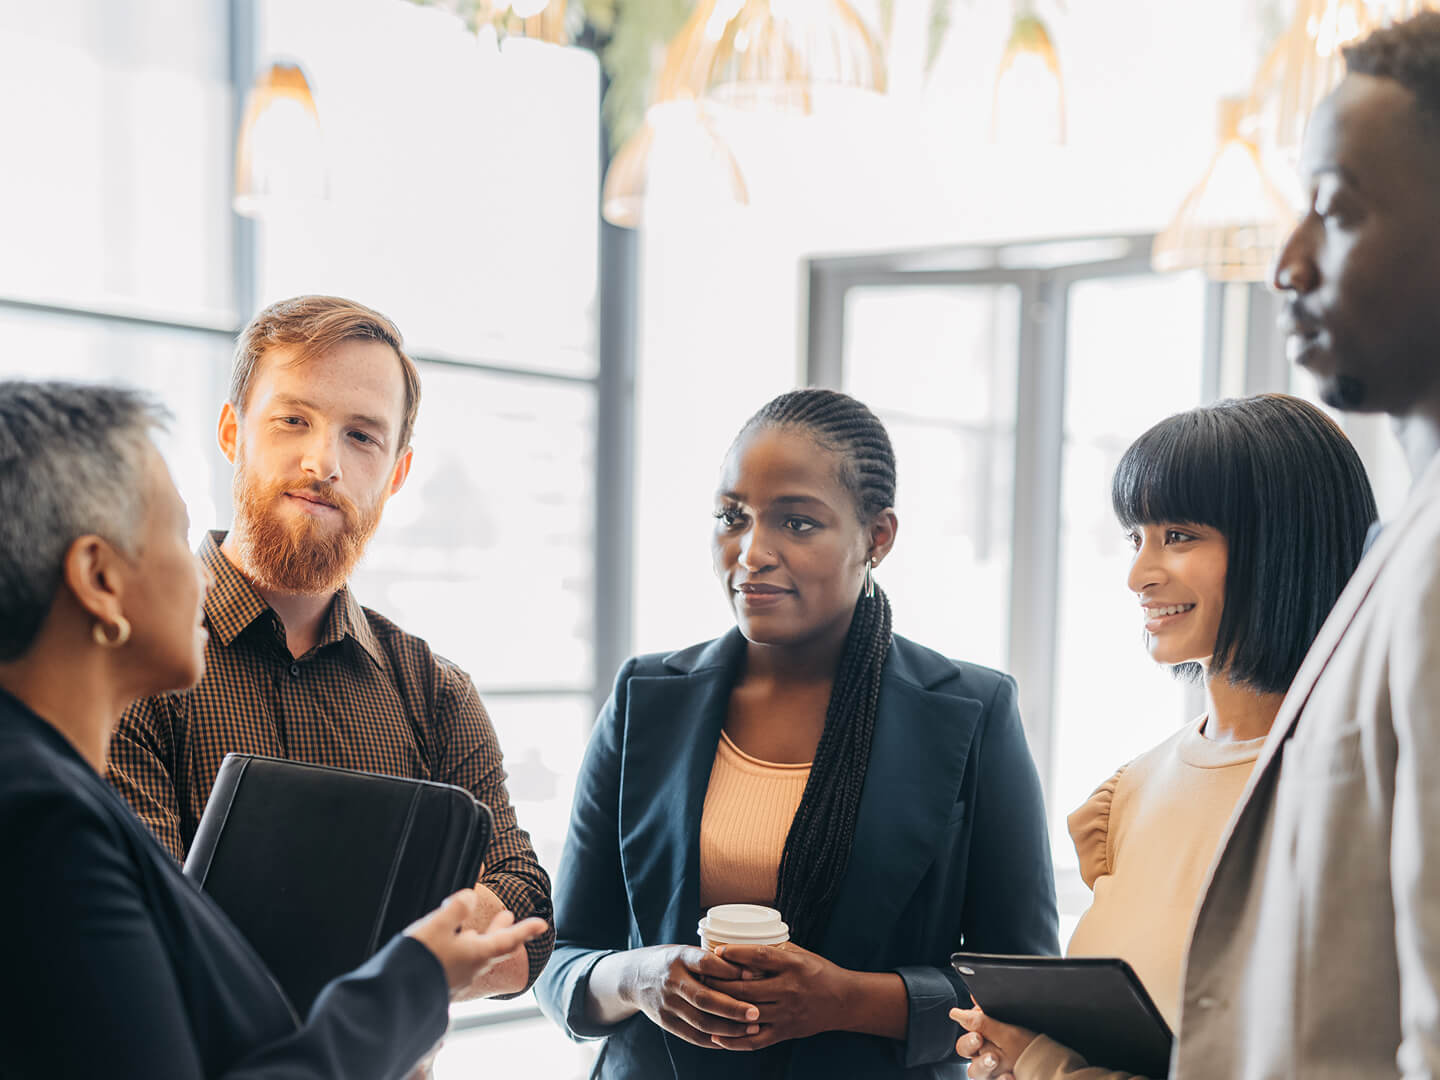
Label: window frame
xmin=804 ymin=236 xmax=1283 ymax=806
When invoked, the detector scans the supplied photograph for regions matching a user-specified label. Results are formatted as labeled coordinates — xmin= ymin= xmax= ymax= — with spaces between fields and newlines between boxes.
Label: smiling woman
xmin=537 ymin=387 xmax=1058 ymax=1079
xmin=956 ymin=393 xmax=1378 ymax=1080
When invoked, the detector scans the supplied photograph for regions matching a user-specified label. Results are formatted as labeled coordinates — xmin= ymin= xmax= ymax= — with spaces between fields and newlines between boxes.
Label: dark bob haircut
xmin=1112 ymin=394 xmax=1377 ymax=694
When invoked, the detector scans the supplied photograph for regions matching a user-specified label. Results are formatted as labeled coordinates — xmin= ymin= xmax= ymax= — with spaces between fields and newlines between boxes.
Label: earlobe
xmin=62 ymin=536 xmax=126 ymax=628
xmin=869 ymin=508 xmax=899 ymax=566
xmin=389 ymin=447 xmax=414 ymax=496
xmin=217 ymin=402 xmax=239 ymax=465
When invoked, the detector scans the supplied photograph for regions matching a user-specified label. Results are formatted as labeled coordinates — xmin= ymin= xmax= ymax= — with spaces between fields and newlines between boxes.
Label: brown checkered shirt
xmin=109 ymin=532 xmax=554 ymax=992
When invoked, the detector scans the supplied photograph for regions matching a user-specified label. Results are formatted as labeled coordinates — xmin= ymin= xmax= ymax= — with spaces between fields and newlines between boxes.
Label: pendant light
xmin=601 ymin=0 xmax=749 ymax=228
xmin=990 ymin=1 xmax=1065 ymax=145
xmin=701 ymin=0 xmax=886 ymax=113
xmin=233 ymin=62 xmax=326 ymax=219
xmin=1152 ymin=98 xmax=1296 ymax=281
xmin=1254 ymin=0 xmax=1373 ymax=158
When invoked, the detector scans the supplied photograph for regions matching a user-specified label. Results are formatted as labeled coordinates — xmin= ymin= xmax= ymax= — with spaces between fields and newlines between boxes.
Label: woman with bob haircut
xmin=537 ymin=388 xmax=1058 ymax=1078
xmin=0 ymin=380 xmax=547 ymax=1079
xmin=951 ymin=393 xmax=1377 ymax=1080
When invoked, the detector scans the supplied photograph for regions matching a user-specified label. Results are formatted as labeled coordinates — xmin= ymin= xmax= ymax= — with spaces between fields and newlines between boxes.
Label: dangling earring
xmin=92 ymin=616 xmax=132 ymax=648
xmin=864 ymin=557 xmax=876 ymax=600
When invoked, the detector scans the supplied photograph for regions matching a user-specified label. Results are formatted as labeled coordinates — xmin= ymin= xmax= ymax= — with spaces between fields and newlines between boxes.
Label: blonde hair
xmin=231 ymin=295 xmax=421 ymax=452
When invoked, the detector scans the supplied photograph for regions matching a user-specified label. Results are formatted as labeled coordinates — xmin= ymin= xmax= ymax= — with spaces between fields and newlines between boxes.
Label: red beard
xmin=230 ymin=460 xmax=383 ymax=595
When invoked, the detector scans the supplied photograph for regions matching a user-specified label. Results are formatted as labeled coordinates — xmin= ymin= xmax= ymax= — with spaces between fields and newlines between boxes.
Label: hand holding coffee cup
xmin=609 ymin=942 xmax=760 ymax=1050
xmin=699 ymin=912 xmax=866 ymax=1052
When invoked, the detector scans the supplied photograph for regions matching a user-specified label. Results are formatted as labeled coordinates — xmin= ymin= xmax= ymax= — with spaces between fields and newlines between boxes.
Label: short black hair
xmin=1344 ymin=12 xmax=1440 ymax=130
xmin=1112 ymin=394 xmax=1377 ymax=695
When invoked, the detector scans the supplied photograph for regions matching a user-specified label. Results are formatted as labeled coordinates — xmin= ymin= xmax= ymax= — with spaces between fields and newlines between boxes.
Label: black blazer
xmin=0 ymin=688 xmax=448 ymax=1079
xmin=535 ymin=630 xmax=1059 ymax=1078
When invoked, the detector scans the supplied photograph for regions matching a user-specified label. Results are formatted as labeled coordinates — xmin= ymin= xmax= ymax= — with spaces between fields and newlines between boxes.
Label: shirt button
xmin=289 ymin=663 xmax=300 ymax=677
xmin=1196 ymin=996 xmax=1217 ymax=1010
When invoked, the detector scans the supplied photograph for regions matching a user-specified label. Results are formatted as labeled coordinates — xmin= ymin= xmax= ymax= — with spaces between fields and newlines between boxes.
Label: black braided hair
xmin=735 ymin=388 xmax=897 ymax=949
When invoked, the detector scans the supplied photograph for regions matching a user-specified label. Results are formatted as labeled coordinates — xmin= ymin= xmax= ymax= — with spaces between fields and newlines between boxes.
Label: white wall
xmin=630 ymin=0 xmax=1281 ymax=654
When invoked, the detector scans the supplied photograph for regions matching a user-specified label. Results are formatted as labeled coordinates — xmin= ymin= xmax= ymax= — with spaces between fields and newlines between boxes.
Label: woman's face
xmin=1125 ymin=522 xmax=1229 ymax=669
xmin=119 ymin=447 xmax=211 ymax=696
xmin=712 ymin=426 xmax=886 ymax=650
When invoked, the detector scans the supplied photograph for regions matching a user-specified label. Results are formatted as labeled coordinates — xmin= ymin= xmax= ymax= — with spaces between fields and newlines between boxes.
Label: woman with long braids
xmin=536 ymin=389 xmax=1058 ymax=1078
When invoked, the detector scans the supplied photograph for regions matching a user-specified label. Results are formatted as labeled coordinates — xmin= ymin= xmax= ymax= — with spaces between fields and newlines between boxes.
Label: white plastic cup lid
xmin=698 ymin=903 xmax=790 ymax=945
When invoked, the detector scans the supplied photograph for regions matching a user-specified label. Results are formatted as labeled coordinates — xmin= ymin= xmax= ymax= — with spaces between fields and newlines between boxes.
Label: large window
xmin=842 ymin=285 xmax=1019 ymax=673
xmin=811 ymin=239 xmax=1228 ymax=939
xmin=2 ymin=1 xmax=612 ymax=1073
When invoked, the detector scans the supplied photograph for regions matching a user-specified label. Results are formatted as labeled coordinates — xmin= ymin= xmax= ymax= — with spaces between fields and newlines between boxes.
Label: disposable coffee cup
xmin=698 ymin=904 xmax=790 ymax=952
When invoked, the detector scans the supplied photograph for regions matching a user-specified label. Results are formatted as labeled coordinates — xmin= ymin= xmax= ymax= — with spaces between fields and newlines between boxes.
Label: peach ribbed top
xmin=698 ymin=730 xmax=813 ymax=910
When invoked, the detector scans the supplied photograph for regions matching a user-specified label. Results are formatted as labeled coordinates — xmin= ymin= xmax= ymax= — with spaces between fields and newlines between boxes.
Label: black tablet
xmin=950 ymin=953 xmax=1173 ymax=1078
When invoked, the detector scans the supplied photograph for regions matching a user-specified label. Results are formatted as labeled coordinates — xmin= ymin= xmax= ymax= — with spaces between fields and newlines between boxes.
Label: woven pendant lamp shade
xmin=701 ymin=0 xmax=886 ymax=113
xmin=1252 ymin=0 xmax=1374 ymax=156
xmin=600 ymin=0 xmax=749 ymax=228
xmin=234 ymin=62 xmax=326 ymax=218
xmin=990 ymin=11 xmax=1065 ymax=144
xmin=1152 ymin=99 xmax=1296 ymax=282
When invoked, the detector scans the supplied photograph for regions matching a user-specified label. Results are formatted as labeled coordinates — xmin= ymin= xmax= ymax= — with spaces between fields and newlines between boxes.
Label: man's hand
xmin=404 ymin=890 xmax=547 ymax=1001
xmin=455 ymin=884 xmax=531 ymax=999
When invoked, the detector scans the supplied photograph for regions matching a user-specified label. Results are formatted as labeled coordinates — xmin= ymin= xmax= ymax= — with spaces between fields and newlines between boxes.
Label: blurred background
xmin=0 ymin=0 xmax=1423 ymax=1072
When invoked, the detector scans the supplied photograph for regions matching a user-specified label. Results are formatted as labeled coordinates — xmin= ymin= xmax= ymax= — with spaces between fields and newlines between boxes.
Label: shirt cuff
xmin=482 ymin=871 xmax=556 ymax=997
xmin=895 ymin=964 xmax=963 ymax=1067
xmin=562 ymin=950 xmax=625 ymax=1040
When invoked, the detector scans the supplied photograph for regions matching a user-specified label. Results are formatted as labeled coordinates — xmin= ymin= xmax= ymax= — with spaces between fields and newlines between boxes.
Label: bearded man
xmin=110 ymin=295 xmax=553 ymax=1002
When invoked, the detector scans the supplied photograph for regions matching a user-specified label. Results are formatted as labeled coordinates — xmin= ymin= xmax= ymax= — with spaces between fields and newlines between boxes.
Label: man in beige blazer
xmin=1175 ymin=14 xmax=1440 ymax=1080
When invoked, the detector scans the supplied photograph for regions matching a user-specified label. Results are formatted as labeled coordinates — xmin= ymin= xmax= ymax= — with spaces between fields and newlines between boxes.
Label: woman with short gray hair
xmin=0 ymin=380 xmax=545 ymax=1079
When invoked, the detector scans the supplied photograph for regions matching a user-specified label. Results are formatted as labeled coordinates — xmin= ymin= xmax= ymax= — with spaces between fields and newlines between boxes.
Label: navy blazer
xmin=0 ymin=688 xmax=449 ymax=1079
xmin=535 ymin=630 xmax=1059 ymax=1078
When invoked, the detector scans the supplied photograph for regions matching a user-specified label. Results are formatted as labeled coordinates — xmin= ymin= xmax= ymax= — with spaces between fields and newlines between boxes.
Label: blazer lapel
xmin=819 ymin=641 xmax=981 ymax=970
xmin=618 ymin=631 xmax=744 ymax=948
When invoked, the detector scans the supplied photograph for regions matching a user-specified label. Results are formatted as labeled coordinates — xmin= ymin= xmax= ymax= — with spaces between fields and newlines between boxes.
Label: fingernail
xmin=983 ymin=1053 xmax=998 ymax=1069
xmin=746 ymin=1024 xmax=759 ymax=1034
xmin=715 ymin=945 xmax=725 ymax=956
xmin=746 ymin=1007 xmax=759 ymax=1020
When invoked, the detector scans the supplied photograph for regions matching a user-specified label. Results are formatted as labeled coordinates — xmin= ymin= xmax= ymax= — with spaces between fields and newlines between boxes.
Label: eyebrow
xmin=716 ymin=491 xmax=828 ymax=508
xmin=272 ymin=394 xmax=393 ymax=434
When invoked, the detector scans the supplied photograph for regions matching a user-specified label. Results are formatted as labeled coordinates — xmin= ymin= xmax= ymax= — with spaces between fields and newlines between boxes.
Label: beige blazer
xmin=1175 ymin=454 xmax=1440 ymax=1080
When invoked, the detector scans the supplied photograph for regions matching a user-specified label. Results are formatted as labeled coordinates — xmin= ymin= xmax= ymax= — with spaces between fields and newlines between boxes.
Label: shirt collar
xmin=200 ymin=531 xmax=384 ymax=666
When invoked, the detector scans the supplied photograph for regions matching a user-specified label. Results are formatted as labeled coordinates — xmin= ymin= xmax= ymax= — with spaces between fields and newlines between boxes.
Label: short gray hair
xmin=0 ymin=380 xmax=168 ymax=661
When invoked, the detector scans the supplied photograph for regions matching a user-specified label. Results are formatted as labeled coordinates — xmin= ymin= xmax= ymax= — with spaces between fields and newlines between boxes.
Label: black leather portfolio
xmin=951 ymin=953 xmax=1174 ymax=1079
xmin=185 ymin=753 xmax=493 ymax=1014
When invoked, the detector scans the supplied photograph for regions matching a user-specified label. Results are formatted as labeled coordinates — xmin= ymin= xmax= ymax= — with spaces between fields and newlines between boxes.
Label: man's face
xmin=1275 ymin=73 xmax=1440 ymax=415
xmin=220 ymin=339 xmax=412 ymax=595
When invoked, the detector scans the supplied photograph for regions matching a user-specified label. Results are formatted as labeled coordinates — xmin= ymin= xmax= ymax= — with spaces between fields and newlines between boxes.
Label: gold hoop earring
xmin=92 ymin=616 xmax=132 ymax=648
xmin=864 ymin=557 xmax=876 ymax=599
